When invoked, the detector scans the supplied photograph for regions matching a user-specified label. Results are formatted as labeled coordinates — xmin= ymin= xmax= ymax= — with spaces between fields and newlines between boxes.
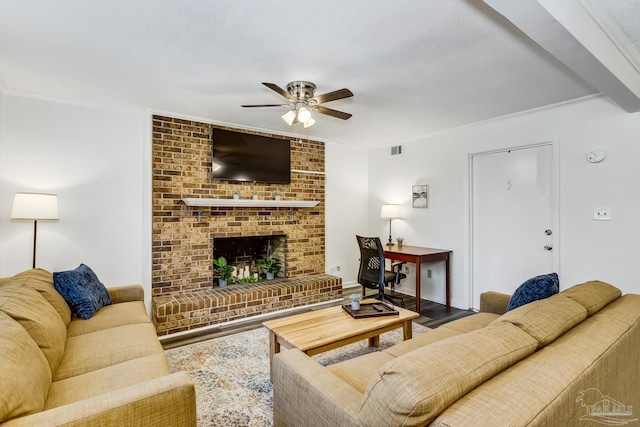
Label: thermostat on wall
xmin=587 ymin=149 xmax=605 ymax=163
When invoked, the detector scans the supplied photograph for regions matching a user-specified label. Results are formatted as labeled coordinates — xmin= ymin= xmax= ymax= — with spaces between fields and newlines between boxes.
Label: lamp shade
xmin=297 ymin=107 xmax=312 ymax=123
xmin=380 ymin=204 xmax=401 ymax=219
xmin=11 ymin=193 xmax=59 ymax=220
xmin=281 ymin=110 xmax=296 ymax=126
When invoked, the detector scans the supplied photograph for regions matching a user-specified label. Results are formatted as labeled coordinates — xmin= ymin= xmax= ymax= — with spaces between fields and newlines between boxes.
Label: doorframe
xmin=466 ymin=140 xmax=561 ymax=310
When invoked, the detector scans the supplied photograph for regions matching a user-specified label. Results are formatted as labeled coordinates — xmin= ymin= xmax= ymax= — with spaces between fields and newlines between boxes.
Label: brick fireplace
xmin=150 ymin=115 xmax=342 ymax=335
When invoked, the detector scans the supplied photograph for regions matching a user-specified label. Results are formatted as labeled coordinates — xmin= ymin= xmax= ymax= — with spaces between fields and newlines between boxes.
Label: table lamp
xmin=380 ymin=204 xmax=401 ymax=246
xmin=11 ymin=192 xmax=59 ymax=268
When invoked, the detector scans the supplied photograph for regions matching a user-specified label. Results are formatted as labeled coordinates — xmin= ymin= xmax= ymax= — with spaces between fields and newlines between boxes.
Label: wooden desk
xmin=384 ymin=245 xmax=452 ymax=313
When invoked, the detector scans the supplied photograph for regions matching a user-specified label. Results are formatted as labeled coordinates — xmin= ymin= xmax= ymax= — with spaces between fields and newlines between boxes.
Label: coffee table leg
xmin=269 ymin=331 xmax=281 ymax=383
xmin=403 ymin=320 xmax=413 ymax=341
xmin=368 ymin=335 xmax=380 ymax=347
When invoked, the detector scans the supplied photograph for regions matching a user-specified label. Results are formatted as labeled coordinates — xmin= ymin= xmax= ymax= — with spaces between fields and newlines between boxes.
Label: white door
xmin=470 ymin=144 xmax=556 ymax=309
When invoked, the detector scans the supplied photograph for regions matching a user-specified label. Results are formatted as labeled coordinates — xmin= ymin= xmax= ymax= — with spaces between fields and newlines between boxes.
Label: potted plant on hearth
xmin=251 ymin=189 xmax=259 ymax=200
xmin=274 ymin=190 xmax=282 ymax=201
xmin=213 ymin=256 xmax=234 ymax=287
xmin=258 ymin=256 xmax=281 ymax=280
xmin=232 ymin=189 xmax=241 ymax=200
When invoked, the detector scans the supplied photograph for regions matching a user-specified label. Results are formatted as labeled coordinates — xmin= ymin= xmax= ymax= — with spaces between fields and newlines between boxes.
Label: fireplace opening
xmin=213 ymin=235 xmax=286 ymax=284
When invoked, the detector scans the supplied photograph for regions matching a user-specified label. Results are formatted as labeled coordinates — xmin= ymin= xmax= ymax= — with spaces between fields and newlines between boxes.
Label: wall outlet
xmin=427 ymin=269 xmax=432 ymax=278
xmin=335 ymin=264 xmax=341 ymax=271
xmin=403 ymin=266 xmax=410 ymax=274
xmin=593 ymin=208 xmax=611 ymax=221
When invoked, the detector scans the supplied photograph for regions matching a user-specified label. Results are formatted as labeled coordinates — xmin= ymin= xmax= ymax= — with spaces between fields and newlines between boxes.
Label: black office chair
xmin=356 ymin=235 xmax=406 ymax=307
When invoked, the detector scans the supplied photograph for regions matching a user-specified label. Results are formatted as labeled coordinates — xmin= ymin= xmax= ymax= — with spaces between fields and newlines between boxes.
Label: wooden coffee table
xmin=263 ymin=299 xmax=419 ymax=381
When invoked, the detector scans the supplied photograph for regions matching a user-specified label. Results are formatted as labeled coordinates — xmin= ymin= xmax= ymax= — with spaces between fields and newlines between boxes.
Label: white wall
xmin=5 ymin=93 xmax=637 ymax=314
xmin=325 ymin=141 xmax=369 ymax=286
xmin=0 ymin=93 xmax=368 ymax=312
xmin=0 ymin=94 xmax=148 ymax=305
xmin=368 ymin=97 xmax=640 ymax=308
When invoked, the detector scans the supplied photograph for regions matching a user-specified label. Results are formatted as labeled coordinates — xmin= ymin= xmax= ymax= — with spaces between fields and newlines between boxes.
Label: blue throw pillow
xmin=507 ymin=273 xmax=559 ymax=311
xmin=53 ymin=264 xmax=112 ymax=319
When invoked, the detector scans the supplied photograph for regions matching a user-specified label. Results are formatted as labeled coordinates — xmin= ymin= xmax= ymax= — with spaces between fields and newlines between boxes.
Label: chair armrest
xmin=108 ymin=285 xmax=144 ymax=303
xmin=4 ymin=372 xmax=196 ymax=427
xmin=479 ymin=291 xmax=511 ymax=315
xmin=273 ymin=349 xmax=362 ymax=427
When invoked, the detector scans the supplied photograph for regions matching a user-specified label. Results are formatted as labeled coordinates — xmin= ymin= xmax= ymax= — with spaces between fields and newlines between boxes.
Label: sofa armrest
xmin=108 ymin=285 xmax=144 ymax=303
xmin=479 ymin=291 xmax=511 ymax=315
xmin=273 ymin=348 xmax=362 ymax=427
xmin=4 ymin=372 xmax=195 ymax=427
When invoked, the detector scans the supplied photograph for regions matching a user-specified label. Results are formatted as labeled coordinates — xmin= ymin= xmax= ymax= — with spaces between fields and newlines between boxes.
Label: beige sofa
xmin=0 ymin=268 xmax=196 ymax=426
xmin=273 ymin=280 xmax=640 ymax=426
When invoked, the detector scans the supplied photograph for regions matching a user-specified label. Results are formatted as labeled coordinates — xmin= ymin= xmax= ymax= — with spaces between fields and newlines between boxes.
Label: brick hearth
xmin=152 ymin=275 xmax=342 ymax=335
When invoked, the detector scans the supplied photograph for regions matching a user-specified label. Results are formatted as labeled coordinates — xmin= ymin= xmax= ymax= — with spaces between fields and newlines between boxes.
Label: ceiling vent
xmin=390 ymin=145 xmax=403 ymax=156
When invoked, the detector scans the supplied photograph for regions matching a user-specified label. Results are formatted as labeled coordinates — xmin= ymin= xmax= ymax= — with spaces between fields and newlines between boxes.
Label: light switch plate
xmin=594 ymin=208 xmax=611 ymax=221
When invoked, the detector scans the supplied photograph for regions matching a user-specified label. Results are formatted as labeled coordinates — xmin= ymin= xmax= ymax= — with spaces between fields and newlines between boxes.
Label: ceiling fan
xmin=242 ymin=81 xmax=353 ymax=128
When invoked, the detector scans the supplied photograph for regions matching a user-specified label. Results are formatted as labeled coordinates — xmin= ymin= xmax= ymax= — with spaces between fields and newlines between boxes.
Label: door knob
xmin=544 ymin=245 xmax=553 ymax=251
xmin=545 ymin=229 xmax=552 ymax=236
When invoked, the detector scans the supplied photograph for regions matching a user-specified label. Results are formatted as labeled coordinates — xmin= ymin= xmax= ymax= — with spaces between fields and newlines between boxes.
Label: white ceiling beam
xmin=484 ymin=0 xmax=640 ymax=112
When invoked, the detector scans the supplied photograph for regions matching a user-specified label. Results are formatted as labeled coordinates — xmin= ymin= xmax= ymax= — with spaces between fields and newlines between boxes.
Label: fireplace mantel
xmin=182 ymin=198 xmax=319 ymax=208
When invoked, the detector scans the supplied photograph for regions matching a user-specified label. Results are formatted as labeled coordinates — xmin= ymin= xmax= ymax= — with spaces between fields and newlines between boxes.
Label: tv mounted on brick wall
xmin=211 ymin=129 xmax=291 ymax=184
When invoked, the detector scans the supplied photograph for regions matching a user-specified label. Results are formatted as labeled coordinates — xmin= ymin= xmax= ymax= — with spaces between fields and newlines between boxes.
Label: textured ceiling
xmin=601 ymin=0 xmax=640 ymax=51
xmin=0 ymin=0 xmax=634 ymax=148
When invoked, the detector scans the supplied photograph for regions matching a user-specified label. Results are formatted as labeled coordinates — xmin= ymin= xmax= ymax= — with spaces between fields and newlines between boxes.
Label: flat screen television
xmin=211 ymin=129 xmax=291 ymax=184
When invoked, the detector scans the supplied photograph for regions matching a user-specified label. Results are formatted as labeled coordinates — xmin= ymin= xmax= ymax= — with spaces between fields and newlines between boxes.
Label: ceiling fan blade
xmin=310 ymin=88 xmax=353 ymax=104
xmin=262 ymin=82 xmax=295 ymax=100
xmin=314 ymin=105 xmax=352 ymax=120
xmin=241 ymin=104 xmax=290 ymax=108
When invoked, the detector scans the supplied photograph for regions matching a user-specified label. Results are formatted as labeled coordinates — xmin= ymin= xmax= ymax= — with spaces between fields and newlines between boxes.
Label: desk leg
xmin=445 ymin=256 xmax=451 ymax=308
xmin=415 ymin=260 xmax=421 ymax=314
xmin=368 ymin=336 xmax=380 ymax=348
xmin=269 ymin=331 xmax=280 ymax=383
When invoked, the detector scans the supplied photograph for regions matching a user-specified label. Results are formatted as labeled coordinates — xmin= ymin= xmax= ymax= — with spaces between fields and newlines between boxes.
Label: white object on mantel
xmin=182 ymin=198 xmax=319 ymax=208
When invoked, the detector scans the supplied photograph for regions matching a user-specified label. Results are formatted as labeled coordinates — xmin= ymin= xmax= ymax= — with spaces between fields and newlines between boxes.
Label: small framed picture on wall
xmin=412 ymin=185 xmax=429 ymax=208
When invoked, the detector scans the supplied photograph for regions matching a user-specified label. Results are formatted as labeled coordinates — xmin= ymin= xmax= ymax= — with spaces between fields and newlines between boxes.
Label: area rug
xmin=165 ymin=322 xmax=430 ymax=427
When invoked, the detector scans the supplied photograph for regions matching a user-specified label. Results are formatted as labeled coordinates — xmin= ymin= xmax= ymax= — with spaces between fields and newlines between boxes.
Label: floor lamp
xmin=11 ymin=192 xmax=59 ymax=268
xmin=380 ymin=204 xmax=401 ymax=246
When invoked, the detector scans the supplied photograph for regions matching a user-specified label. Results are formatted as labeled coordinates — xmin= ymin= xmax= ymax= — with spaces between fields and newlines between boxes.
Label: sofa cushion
xmin=0 ymin=283 xmax=67 ymax=375
xmin=0 ymin=311 xmax=52 ymax=423
xmin=560 ymin=280 xmax=621 ymax=316
xmin=491 ymin=294 xmax=587 ymax=349
xmin=54 ymin=323 xmax=164 ymax=381
xmin=507 ymin=273 xmax=559 ymax=311
xmin=327 ymin=351 xmax=395 ymax=394
xmin=66 ymin=301 xmax=151 ymax=337
xmin=438 ymin=312 xmax=500 ymax=334
xmin=53 ymin=264 xmax=112 ymax=320
xmin=384 ymin=326 xmax=462 ymax=358
xmin=45 ymin=353 xmax=170 ymax=410
xmin=359 ymin=321 xmax=538 ymax=426
xmin=10 ymin=268 xmax=72 ymax=327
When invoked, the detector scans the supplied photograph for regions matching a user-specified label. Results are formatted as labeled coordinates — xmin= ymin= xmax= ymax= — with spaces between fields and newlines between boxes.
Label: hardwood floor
xmin=161 ymin=287 xmax=475 ymax=349
xmin=384 ymin=291 xmax=475 ymax=328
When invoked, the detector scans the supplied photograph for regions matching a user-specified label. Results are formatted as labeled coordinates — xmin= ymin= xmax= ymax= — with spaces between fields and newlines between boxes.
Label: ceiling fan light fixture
xmin=297 ymin=107 xmax=312 ymax=123
xmin=303 ymin=117 xmax=316 ymax=128
xmin=281 ymin=110 xmax=296 ymax=126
